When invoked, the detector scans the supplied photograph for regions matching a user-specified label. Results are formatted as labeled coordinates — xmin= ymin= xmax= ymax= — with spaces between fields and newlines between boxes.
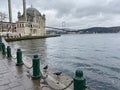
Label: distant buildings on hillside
xmin=46 ymin=26 xmax=120 ymax=34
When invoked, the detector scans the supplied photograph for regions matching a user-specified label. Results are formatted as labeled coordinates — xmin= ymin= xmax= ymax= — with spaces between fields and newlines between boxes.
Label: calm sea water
xmin=9 ymin=34 xmax=120 ymax=90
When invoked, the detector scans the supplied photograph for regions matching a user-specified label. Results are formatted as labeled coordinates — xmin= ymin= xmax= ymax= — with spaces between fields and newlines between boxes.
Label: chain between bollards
xmin=23 ymin=61 xmax=33 ymax=69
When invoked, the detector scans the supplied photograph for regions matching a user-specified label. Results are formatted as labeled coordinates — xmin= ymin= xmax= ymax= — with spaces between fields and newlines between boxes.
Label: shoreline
xmin=4 ymin=34 xmax=61 ymax=42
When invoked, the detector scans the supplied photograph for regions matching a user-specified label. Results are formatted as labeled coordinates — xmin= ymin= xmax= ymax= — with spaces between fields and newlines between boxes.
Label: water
xmin=8 ymin=33 xmax=120 ymax=90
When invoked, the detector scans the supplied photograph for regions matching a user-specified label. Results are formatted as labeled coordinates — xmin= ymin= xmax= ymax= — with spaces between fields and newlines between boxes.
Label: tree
xmin=0 ymin=12 xmax=7 ymax=32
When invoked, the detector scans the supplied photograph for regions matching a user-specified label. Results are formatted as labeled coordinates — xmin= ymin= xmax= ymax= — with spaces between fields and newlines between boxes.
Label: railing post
xmin=0 ymin=42 xmax=2 ymax=51
xmin=74 ymin=69 xmax=86 ymax=90
xmin=0 ymin=36 xmax=2 ymax=42
xmin=16 ymin=49 xmax=23 ymax=66
xmin=2 ymin=43 xmax=6 ymax=55
xmin=7 ymin=46 xmax=12 ymax=58
xmin=32 ymin=55 xmax=41 ymax=79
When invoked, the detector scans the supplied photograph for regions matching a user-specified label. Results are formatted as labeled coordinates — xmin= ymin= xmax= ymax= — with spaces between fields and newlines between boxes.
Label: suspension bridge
xmin=45 ymin=26 xmax=85 ymax=32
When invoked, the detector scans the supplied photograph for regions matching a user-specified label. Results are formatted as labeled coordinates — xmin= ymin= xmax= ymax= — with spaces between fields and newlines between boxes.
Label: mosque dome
xmin=27 ymin=7 xmax=41 ymax=16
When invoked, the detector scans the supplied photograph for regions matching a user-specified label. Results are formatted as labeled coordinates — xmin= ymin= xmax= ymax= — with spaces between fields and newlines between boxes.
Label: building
xmin=0 ymin=0 xmax=46 ymax=36
xmin=0 ymin=21 xmax=16 ymax=32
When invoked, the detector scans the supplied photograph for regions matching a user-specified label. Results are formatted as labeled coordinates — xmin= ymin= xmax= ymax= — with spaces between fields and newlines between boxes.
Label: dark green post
xmin=0 ymin=42 xmax=2 ymax=51
xmin=7 ymin=46 xmax=12 ymax=58
xmin=2 ymin=43 xmax=6 ymax=55
xmin=0 ymin=36 xmax=2 ymax=42
xmin=0 ymin=36 xmax=3 ymax=51
xmin=32 ymin=55 xmax=41 ymax=79
xmin=16 ymin=49 xmax=23 ymax=66
xmin=74 ymin=69 xmax=86 ymax=90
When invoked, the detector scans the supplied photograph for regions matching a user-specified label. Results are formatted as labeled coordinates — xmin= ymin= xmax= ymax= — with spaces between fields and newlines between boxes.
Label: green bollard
xmin=2 ymin=43 xmax=6 ymax=55
xmin=16 ymin=49 xmax=23 ymax=66
xmin=32 ymin=55 xmax=41 ymax=79
xmin=0 ymin=42 xmax=2 ymax=51
xmin=0 ymin=36 xmax=2 ymax=42
xmin=7 ymin=46 xmax=12 ymax=58
xmin=74 ymin=69 xmax=86 ymax=90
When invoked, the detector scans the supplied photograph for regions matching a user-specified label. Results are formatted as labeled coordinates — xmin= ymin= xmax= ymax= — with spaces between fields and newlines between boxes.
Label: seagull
xmin=53 ymin=71 xmax=62 ymax=84
xmin=43 ymin=65 xmax=48 ymax=70
xmin=53 ymin=71 xmax=62 ymax=77
xmin=43 ymin=65 xmax=48 ymax=73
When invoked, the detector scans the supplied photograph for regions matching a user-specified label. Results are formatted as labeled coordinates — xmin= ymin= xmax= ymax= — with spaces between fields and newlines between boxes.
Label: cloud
xmin=0 ymin=0 xmax=120 ymax=29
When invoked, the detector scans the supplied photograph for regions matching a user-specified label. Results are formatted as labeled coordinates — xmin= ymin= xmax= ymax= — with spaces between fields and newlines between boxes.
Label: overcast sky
xmin=0 ymin=0 xmax=120 ymax=29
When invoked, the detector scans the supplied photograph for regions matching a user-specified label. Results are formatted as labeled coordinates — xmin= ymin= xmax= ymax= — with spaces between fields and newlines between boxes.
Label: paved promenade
xmin=0 ymin=53 xmax=74 ymax=90
xmin=0 ymin=53 xmax=52 ymax=90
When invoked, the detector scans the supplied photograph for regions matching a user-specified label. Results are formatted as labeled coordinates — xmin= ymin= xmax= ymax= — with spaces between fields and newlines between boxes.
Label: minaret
xmin=8 ymin=0 xmax=12 ymax=22
xmin=23 ymin=0 xmax=27 ymax=21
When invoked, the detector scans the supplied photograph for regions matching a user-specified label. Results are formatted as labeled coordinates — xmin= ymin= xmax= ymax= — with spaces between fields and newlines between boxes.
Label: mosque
xmin=0 ymin=0 xmax=46 ymax=36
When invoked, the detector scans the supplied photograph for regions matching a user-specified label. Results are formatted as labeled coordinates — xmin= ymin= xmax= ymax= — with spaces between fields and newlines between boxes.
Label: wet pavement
xmin=0 ymin=53 xmax=52 ymax=90
xmin=0 ymin=53 xmax=73 ymax=90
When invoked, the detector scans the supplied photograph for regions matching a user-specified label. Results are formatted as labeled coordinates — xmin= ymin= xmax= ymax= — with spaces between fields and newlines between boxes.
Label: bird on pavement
xmin=53 ymin=71 xmax=62 ymax=77
xmin=53 ymin=71 xmax=62 ymax=84
xmin=43 ymin=65 xmax=48 ymax=73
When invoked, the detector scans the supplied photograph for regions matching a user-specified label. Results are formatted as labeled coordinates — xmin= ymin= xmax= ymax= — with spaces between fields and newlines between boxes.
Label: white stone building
xmin=0 ymin=0 xmax=46 ymax=36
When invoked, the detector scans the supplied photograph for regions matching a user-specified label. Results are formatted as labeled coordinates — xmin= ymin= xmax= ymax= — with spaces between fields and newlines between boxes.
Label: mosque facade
xmin=0 ymin=0 xmax=46 ymax=36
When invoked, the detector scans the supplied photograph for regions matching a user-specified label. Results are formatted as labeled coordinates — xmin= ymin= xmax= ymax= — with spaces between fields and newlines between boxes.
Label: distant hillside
xmin=46 ymin=26 xmax=120 ymax=34
xmin=79 ymin=26 xmax=120 ymax=33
